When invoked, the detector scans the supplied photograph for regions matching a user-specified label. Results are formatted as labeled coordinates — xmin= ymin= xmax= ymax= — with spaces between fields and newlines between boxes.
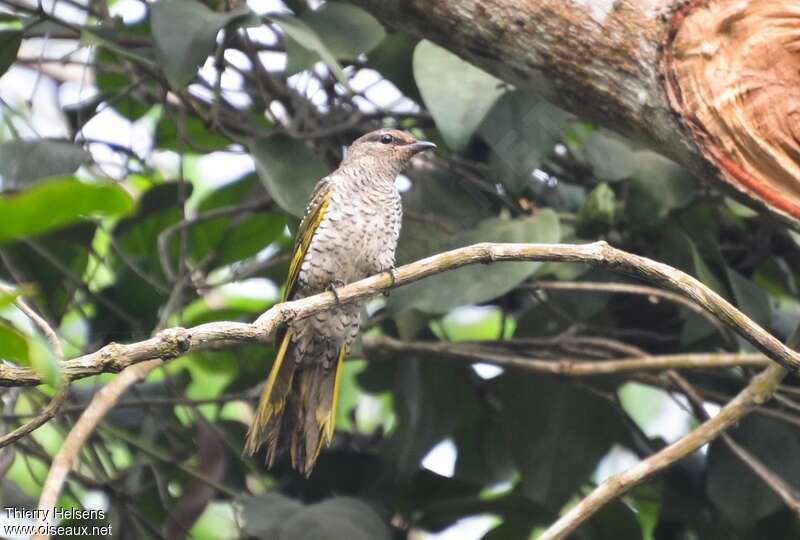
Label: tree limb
xmin=2 ymin=241 xmax=799 ymax=387
xmin=350 ymin=0 xmax=800 ymax=226
xmin=364 ymin=336 xmax=768 ymax=374
xmin=17 ymin=240 xmax=797 ymax=536
xmin=539 ymin=364 xmax=787 ymax=539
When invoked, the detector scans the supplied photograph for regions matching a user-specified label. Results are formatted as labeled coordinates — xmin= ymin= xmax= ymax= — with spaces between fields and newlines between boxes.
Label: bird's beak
xmin=406 ymin=141 xmax=437 ymax=154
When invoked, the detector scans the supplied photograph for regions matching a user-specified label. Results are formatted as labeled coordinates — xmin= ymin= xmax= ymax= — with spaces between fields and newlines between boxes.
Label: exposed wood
xmin=352 ymin=0 xmax=800 ymax=226
xmin=664 ymin=1 xmax=800 ymax=222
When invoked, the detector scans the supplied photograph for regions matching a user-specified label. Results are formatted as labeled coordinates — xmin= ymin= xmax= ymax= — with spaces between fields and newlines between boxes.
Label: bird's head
xmin=341 ymin=128 xmax=436 ymax=174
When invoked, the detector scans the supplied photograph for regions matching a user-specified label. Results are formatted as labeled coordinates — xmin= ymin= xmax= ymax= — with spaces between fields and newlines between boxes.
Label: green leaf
xmin=584 ymin=131 xmax=638 ymax=181
xmin=385 ymin=359 xmax=471 ymax=479
xmin=239 ymin=494 xmax=390 ymax=540
xmin=413 ymin=40 xmax=505 ymax=151
xmin=0 ymin=30 xmax=21 ymax=78
xmin=496 ymin=372 xmax=624 ymax=507
xmin=626 ymin=151 xmax=695 ymax=223
xmin=388 ymin=210 xmax=560 ymax=314
xmin=151 ymin=0 xmax=255 ymax=89
xmin=726 ymin=268 xmax=771 ymax=328
xmin=248 ymin=134 xmax=328 ymax=217
xmin=0 ymin=322 xmax=28 ymax=363
xmin=155 ymin=114 xmax=230 ymax=151
xmin=283 ymin=3 xmax=385 ymax=76
xmin=29 ymin=338 xmax=59 ymax=387
xmin=94 ymin=47 xmax=154 ymax=120
xmin=0 ymin=140 xmax=89 ymax=189
xmin=367 ymin=32 xmax=421 ymax=103
xmin=0 ymin=224 xmax=94 ymax=324
xmin=707 ymin=415 xmax=800 ymax=529
xmin=577 ymin=182 xmax=616 ymax=234
xmin=269 ymin=14 xmax=350 ymax=88
xmin=192 ymin=212 xmax=286 ymax=268
xmin=578 ymin=499 xmax=642 ymax=539
xmin=0 ymin=178 xmax=133 ymax=245
xmin=479 ymin=91 xmax=570 ymax=192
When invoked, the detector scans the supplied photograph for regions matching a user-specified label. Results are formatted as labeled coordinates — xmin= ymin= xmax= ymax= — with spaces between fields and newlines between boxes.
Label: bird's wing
xmin=284 ymin=176 xmax=334 ymax=301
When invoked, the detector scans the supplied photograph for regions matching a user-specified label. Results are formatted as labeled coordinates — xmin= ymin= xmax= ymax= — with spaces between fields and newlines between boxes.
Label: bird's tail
xmin=244 ymin=329 xmax=345 ymax=476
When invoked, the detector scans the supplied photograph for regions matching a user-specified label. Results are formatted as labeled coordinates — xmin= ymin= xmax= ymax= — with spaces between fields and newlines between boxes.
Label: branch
xmin=19 ymin=240 xmax=797 ymax=536
xmin=667 ymin=371 xmax=800 ymax=519
xmin=539 ymin=364 xmax=787 ymax=540
xmin=3 ymin=241 xmax=800 ymax=387
xmin=364 ymin=336 xmax=768 ymax=375
xmin=350 ymin=0 xmax=800 ymax=225
xmin=527 ymin=280 xmax=730 ymax=339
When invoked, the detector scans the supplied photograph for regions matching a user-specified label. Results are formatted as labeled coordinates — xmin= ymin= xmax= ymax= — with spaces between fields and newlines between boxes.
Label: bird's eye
xmin=380 ymin=134 xmax=394 ymax=144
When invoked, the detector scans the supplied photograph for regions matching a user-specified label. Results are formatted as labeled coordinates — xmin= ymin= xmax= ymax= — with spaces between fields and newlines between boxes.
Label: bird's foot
xmin=383 ymin=267 xmax=398 ymax=297
xmin=327 ymin=279 xmax=346 ymax=304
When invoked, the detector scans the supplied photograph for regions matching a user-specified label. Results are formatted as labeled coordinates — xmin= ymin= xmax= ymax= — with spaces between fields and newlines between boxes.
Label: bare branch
xmin=539 ymin=364 xmax=787 ymax=540
xmin=20 ymin=240 xmax=797 ymax=536
xmin=364 ymin=336 xmax=768 ymax=375
xmin=1 ymin=241 xmax=798 ymax=387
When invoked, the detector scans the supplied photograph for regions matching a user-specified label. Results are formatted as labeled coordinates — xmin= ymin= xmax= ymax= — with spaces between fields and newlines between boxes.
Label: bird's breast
xmin=298 ymin=187 xmax=402 ymax=293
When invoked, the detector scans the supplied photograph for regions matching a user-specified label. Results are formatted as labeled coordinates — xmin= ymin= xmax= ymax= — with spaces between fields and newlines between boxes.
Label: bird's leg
xmin=382 ymin=267 xmax=398 ymax=297
xmin=327 ymin=279 xmax=346 ymax=304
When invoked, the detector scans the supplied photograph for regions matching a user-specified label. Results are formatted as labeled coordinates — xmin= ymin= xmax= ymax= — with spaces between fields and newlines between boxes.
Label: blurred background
xmin=0 ymin=0 xmax=799 ymax=538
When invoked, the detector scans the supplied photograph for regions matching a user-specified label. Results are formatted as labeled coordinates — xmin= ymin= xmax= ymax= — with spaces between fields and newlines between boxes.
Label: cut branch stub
xmin=664 ymin=1 xmax=800 ymax=223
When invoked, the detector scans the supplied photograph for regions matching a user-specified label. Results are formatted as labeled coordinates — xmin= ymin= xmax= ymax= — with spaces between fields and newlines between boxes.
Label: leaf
xmin=92 ymin=183 xmax=189 ymax=342
xmin=155 ymin=114 xmax=231 ymax=151
xmin=192 ymin=212 xmax=286 ymax=268
xmin=707 ymin=415 xmax=800 ymax=529
xmin=577 ymin=182 xmax=616 ymax=234
xmin=726 ymin=268 xmax=771 ymax=329
xmin=94 ymin=47 xmax=154 ymax=120
xmin=413 ymin=40 xmax=505 ymax=151
xmin=239 ymin=494 xmax=390 ymax=540
xmin=496 ymin=372 xmax=624 ymax=507
xmin=626 ymin=151 xmax=696 ymax=223
xmin=239 ymin=493 xmax=303 ymax=538
xmin=0 ymin=224 xmax=94 ymax=324
xmin=578 ymin=499 xmax=642 ymax=539
xmin=384 ymin=359 xmax=471 ymax=479
xmin=479 ymin=91 xmax=570 ymax=192
xmin=0 ymin=30 xmax=21 ymax=78
xmin=151 ymin=0 xmax=255 ymax=89
xmin=584 ymin=131 xmax=638 ymax=181
xmin=0 ymin=140 xmax=89 ymax=189
xmin=388 ymin=210 xmax=560 ymax=314
xmin=268 ymin=14 xmax=350 ymax=87
xmin=248 ymin=134 xmax=328 ymax=217
xmin=0 ymin=322 xmax=28 ymax=363
xmin=0 ymin=177 xmax=133 ymax=245
xmin=367 ymin=32 xmax=421 ymax=103
xmin=283 ymin=3 xmax=385 ymax=75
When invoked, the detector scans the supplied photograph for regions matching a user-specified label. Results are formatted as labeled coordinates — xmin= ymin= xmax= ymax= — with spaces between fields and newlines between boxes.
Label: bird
xmin=244 ymin=128 xmax=436 ymax=476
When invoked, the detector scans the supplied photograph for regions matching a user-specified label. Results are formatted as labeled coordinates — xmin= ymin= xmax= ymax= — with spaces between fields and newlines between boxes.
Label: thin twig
xmin=0 ymin=388 xmax=68 ymax=448
xmin=157 ymin=198 xmax=272 ymax=282
xmin=527 ymin=280 xmax=730 ymax=339
xmin=668 ymin=371 xmax=800 ymax=519
xmin=538 ymin=364 xmax=787 ymax=540
xmin=364 ymin=336 xmax=768 ymax=375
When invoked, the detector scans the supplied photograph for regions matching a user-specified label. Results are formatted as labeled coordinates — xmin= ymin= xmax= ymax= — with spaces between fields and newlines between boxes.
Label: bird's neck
xmin=339 ymin=155 xmax=402 ymax=188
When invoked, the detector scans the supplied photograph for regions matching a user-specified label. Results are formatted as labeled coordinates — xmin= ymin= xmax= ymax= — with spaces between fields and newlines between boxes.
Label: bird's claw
xmin=383 ymin=267 xmax=398 ymax=297
xmin=327 ymin=279 xmax=346 ymax=304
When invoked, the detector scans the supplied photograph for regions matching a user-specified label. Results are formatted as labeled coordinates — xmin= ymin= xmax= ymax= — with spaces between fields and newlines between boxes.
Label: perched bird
xmin=245 ymin=128 xmax=436 ymax=476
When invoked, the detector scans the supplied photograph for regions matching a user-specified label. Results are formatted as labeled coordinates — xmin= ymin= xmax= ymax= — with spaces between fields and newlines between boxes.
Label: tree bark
xmin=352 ymin=0 xmax=800 ymax=226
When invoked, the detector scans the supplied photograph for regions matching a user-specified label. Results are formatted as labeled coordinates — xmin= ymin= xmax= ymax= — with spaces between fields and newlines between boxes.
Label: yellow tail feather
xmin=323 ymin=346 xmax=346 ymax=444
xmin=244 ymin=329 xmax=294 ymax=456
